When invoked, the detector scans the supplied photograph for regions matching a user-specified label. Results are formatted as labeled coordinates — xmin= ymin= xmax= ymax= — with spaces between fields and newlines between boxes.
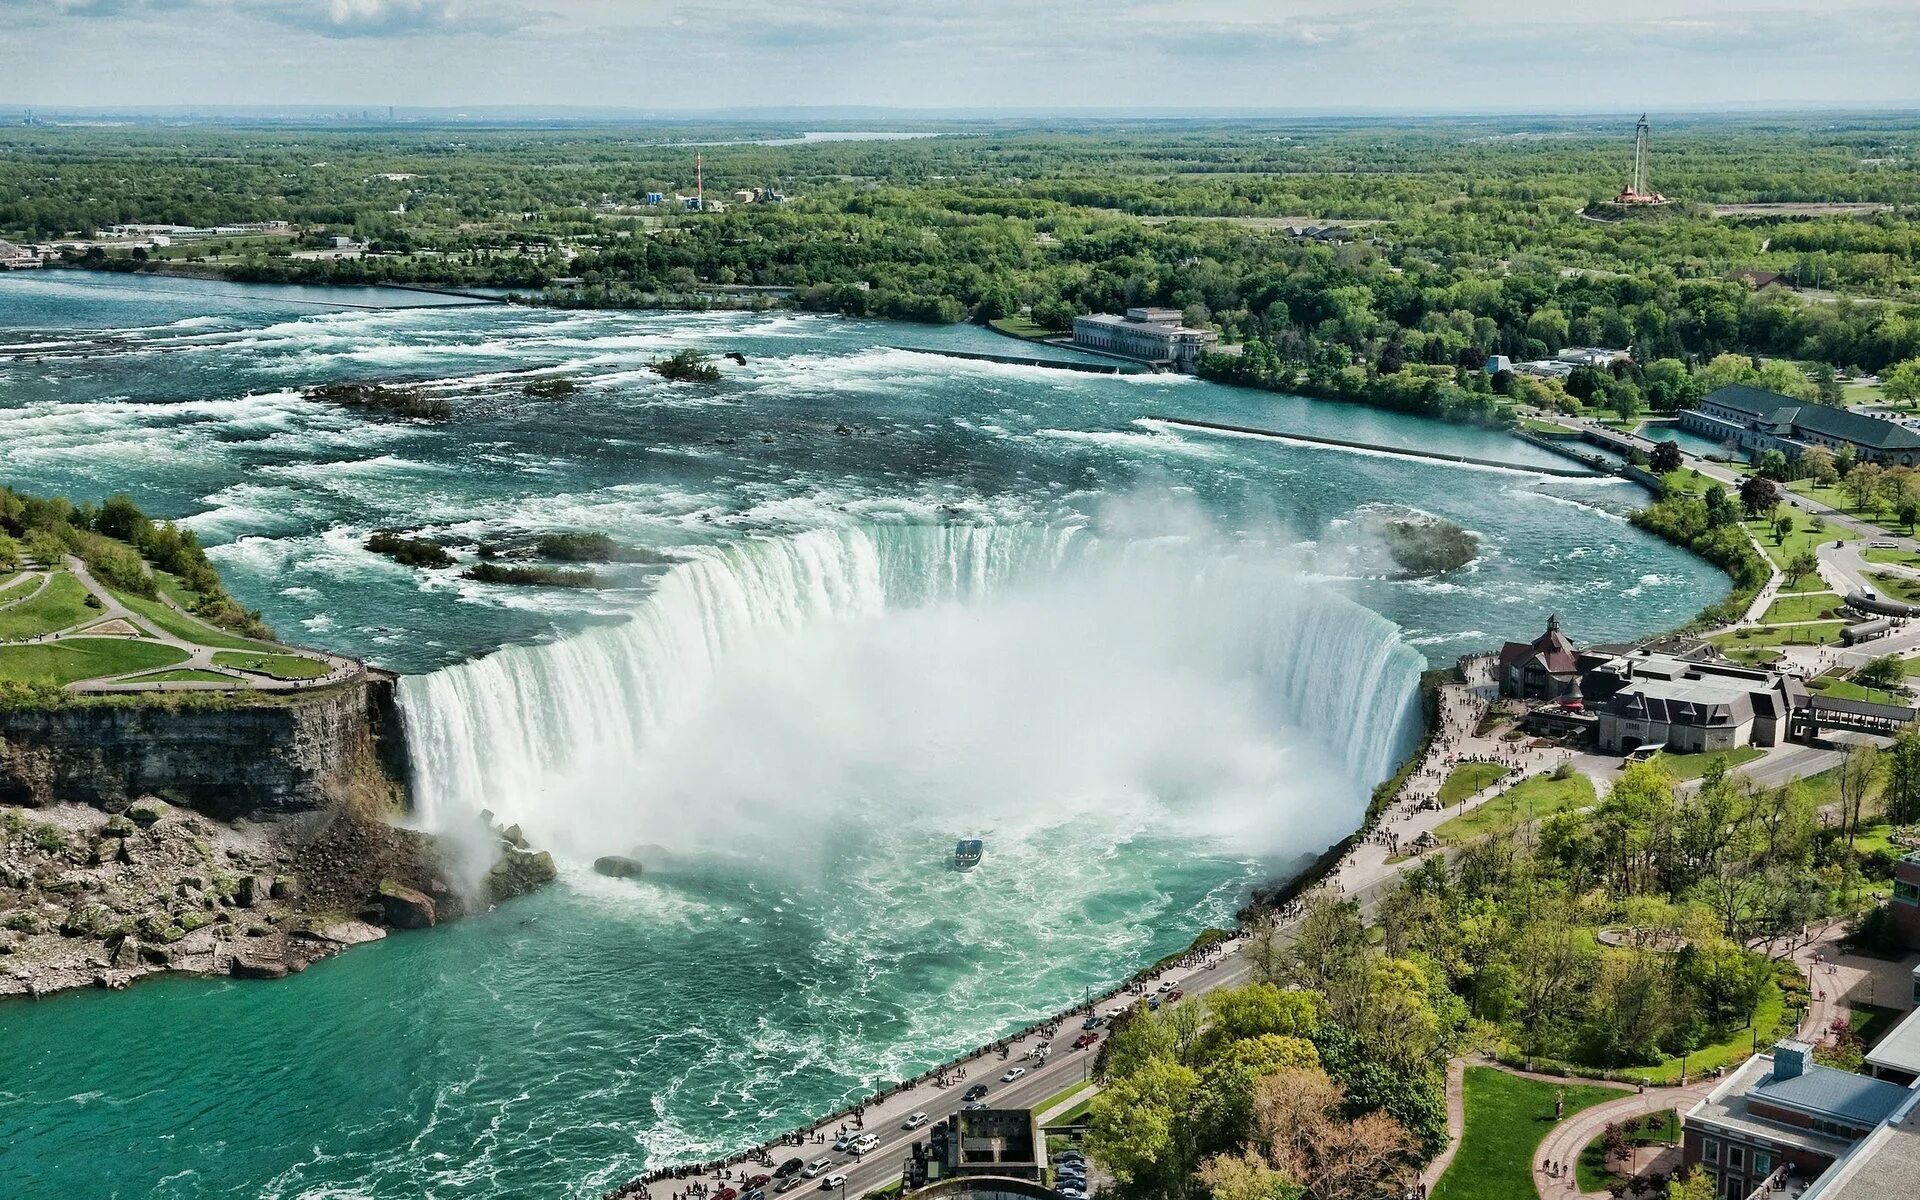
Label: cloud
xmin=250 ymin=0 xmax=528 ymax=37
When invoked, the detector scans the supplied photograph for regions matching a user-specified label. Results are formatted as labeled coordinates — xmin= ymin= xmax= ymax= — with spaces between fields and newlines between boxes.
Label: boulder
xmin=593 ymin=855 xmax=644 ymax=879
xmin=234 ymin=874 xmax=263 ymax=909
xmin=229 ymin=956 xmax=289 ymax=981
xmin=501 ymin=823 xmax=528 ymax=849
xmin=127 ymin=801 xmax=167 ymax=829
xmin=487 ymin=849 xmax=557 ymax=903
xmin=101 ymin=815 xmax=137 ymax=839
xmin=270 ymin=875 xmax=297 ymax=901
xmin=378 ymin=881 xmax=438 ymax=929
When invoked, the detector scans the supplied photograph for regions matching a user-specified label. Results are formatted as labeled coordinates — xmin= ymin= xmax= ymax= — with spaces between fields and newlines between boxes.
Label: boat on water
xmin=952 ymin=838 xmax=984 ymax=871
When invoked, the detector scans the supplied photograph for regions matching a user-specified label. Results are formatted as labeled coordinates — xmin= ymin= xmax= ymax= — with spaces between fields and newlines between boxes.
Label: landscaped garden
xmin=1575 ymin=1108 xmax=1679 ymax=1194
xmin=1432 ymin=1068 xmax=1626 ymax=1200
xmin=1436 ymin=762 xmax=1510 ymax=806
xmin=1434 ymin=771 xmax=1596 ymax=844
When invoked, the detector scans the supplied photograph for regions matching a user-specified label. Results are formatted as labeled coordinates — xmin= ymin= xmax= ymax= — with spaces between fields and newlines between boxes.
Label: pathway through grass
xmin=1432 ymin=1068 xmax=1627 ymax=1200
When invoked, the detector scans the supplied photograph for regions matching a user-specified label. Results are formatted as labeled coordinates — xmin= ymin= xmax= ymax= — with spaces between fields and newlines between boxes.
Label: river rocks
xmin=229 ymin=955 xmax=289 ymax=980
xmin=101 ymin=815 xmax=136 ymax=839
xmin=378 ymin=880 xmax=438 ymax=929
xmin=488 ymin=848 xmax=557 ymax=902
xmin=234 ymin=874 xmax=263 ymax=908
xmin=127 ymin=800 xmax=167 ymax=829
xmin=593 ymin=855 xmax=643 ymax=879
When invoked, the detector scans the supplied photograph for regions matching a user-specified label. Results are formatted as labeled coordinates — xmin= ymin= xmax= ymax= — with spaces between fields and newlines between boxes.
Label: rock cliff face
xmin=0 ymin=675 xmax=408 ymax=820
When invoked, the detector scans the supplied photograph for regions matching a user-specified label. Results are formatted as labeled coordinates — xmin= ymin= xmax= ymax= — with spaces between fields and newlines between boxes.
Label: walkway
xmin=1417 ymin=1058 xmax=1467 ymax=1191
xmin=1532 ymin=1077 xmax=1712 ymax=1199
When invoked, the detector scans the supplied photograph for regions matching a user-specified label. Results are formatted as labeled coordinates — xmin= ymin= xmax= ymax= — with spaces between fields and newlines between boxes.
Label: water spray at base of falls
xmin=397 ymin=522 xmax=1426 ymax=877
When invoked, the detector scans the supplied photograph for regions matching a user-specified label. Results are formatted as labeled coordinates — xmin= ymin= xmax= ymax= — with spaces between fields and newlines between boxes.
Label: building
xmin=1496 ymin=614 xmax=1585 ymax=702
xmin=1070 ymin=308 xmax=1218 ymax=372
xmin=1888 ymin=854 xmax=1920 ymax=953
xmin=1683 ymin=1041 xmax=1915 ymax=1198
xmin=1679 ymin=384 xmax=1920 ymax=467
xmin=1864 ymin=966 xmax=1920 ymax=1087
xmin=1595 ymin=654 xmax=1801 ymax=754
xmin=1801 ymin=1094 xmax=1920 ymax=1200
xmin=902 ymin=1109 xmax=1049 ymax=1192
xmin=0 ymin=239 xmax=41 ymax=269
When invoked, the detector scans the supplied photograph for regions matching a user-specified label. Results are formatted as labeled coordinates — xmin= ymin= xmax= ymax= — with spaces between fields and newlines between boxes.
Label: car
xmin=821 ymin=1175 xmax=847 ymax=1192
xmin=1146 ymin=995 xmax=1161 ymax=1011
xmin=804 ymin=1159 xmax=835 ymax=1179
xmin=1001 ymin=1067 xmax=1026 ymax=1082
xmin=1167 ymin=989 xmax=1184 ymax=1003
xmin=745 ymin=1189 xmax=766 ymax=1200
xmin=833 ymin=1133 xmax=857 ymax=1152
xmin=1157 ymin=980 xmax=1174 ymax=993
xmin=715 ymin=1190 xmax=737 ymax=1200
xmin=1056 ymin=1168 xmax=1087 ymax=1182
xmin=964 ymin=1101 xmax=988 ymax=1111
xmin=1057 ymin=1188 xmax=1087 ymax=1199
xmin=776 ymin=1180 xmax=800 ymax=1194
xmin=748 ymin=1175 xmax=772 ymax=1189
xmin=1080 ymin=1015 xmax=1106 ymax=1030
xmin=903 ymin=1111 xmax=930 ymax=1130
xmin=777 ymin=1159 xmax=805 ymax=1179
xmin=1071 ymin=1032 xmax=1099 ymax=1050
xmin=851 ymin=1134 xmax=878 ymax=1153
xmin=963 ymin=1084 xmax=989 ymax=1101
xmin=1055 ymin=1150 xmax=1086 ymax=1163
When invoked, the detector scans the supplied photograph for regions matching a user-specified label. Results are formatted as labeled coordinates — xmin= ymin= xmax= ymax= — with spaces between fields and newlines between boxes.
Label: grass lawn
xmin=110 ymin=590 xmax=280 ymax=652
xmin=1746 ymin=513 xmax=1857 ymax=571
xmin=1710 ymin=622 xmax=1846 ymax=653
xmin=1866 ymin=571 xmax=1920 ymax=603
xmin=1438 ymin=762 xmax=1511 ymax=806
xmin=1862 ymin=546 xmax=1920 ymax=569
xmin=1849 ymin=1004 xmax=1903 ymax=1051
xmin=119 ymin=668 xmax=249 ymax=685
xmin=1435 ymin=773 xmax=1596 ymax=845
xmin=1659 ymin=469 xmax=1715 ymax=497
xmin=0 ymin=572 xmax=35 ymax=601
xmin=1432 ymin=1068 xmax=1628 ymax=1200
xmin=0 ymin=637 xmax=189 ymax=686
xmin=0 ymin=572 xmax=100 ymax=641
xmin=1652 ymin=747 xmax=1765 ymax=781
xmin=151 ymin=569 xmax=206 ymax=612
xmin=1759 ymin=592 xmax=1844 ymax=624
xmin=988 ymin=314 xmax=1066 ymax=339
xmin=1575 ymin=1108 xmax=1679 ymax=1193
xmin=211 ymin=650 xmax=329 ymax=679
xmin=1813 ymin=677 xmax=1910 ymax=706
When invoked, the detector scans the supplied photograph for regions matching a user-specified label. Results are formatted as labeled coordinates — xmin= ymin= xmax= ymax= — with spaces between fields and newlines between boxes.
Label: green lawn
xmin=151 ymin=569 xmax=206 ymax=612
xmin=1652 ymin=746 xmax=1765 ymax=781
xmin=1866 ymin=572 xmax=1920 ymax=604
xmin=1658 ymin=469 xmax=1714 ymax=497
xmin=0 ymin=572 xmax=100 ymax=641
xmin=1746 ymin=510 xmax=1858 ymax=571
xmin=119 ymin=668 xmax=250 ymax=685
xmin=211 ymin=650 xmax=330 ymax=679
xmin=0 ymin=637 xmax=189 ymax=686
xmin=1862 ymin=546 xmax=1920 ymax=569
xmin=0 ymin=572 xmax=35 ymax=602
xmin=1813 ymin=677 xmax=1910 ymax=706
xmin=1575 ymin=1108 xmax=1679 ymax=1194
xmin=1850 ymin=1004 xmax=1903 ymax=1051
xmin=1435 ymin=773 xmax=1597 ymax=844
xmin=988 ymin=314 xmax=1067 ymax=339
xmin=1438 ymin=762 xmax=1511 ymax=806
xmin=1759 ymin=592 xmax=1844 ymax=624
xmin=110 ymin=590 xmax=280 ymax=652
xmin=1710 ymin=622 xmax=1846 ymax=653
xmin=1432 ymin=1068 xmax=1628 ymax=1200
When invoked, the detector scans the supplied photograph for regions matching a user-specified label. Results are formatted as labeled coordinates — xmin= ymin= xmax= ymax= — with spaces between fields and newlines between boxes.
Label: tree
xmin=1854 ymin=655 xmax=1904 ymax=692
xmin=1756 ymin=449 xmax=1790 ymax=481
xmin=1885 ymin=726 xmax=1920 ymax=826
xmin=1883 ymin=358 xmax=1920 ymax=409
xmin=1812 ymin=363 xmax=1844 ymax=406
xmin=1251 ymin=1068 xmax=1417 ymax=1200
xmin=1842 ymin=461 xmax=1884 ymax=513
xmin=1836 ymin=744 xmax=1882 ymax=847
xmin=1649 ymin=440 xmax=1683 ymax=474
xmin=1196 ymin=1152 xmax=1302 ymax=1200
xmin=1088 ymin=1057 xmax=1200 ymax=1197
xmin=1286 ymin=898 xmax=1371 ymax=1025
xmin=1801 ymin=444 xmax=1838 ymax=486
xmin=1738 ymin=474 xmax=1779 ymax=518
xmin=1772 ymin=512 xmax=1794 ymax=545
xmin=1669 ymin=1167 xmax=1716 ymax=1200
xmin=1785 ymin=548 xmax=1819 ymax=586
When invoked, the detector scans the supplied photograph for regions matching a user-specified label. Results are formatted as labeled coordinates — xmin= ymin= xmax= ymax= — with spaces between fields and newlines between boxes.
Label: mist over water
xmin=400 ymin=521 xmax=1424 ymax=876
xmin=0 ymin=274 xmax=1725 ymax=1198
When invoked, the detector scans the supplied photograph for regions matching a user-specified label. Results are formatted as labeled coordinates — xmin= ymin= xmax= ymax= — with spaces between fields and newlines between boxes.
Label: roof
xmin=1752 ymin=1061 xmax=1913 ymax=1127
xmin=1689 ymin=1056 xmax=1866 ymax=1158
xmin=1699 ymin=384 xmax=1920 ymax=452
xmin=1810 ymin=694 xmax=1920 ymax=723
xmin=1499 ymin=616 xmax=1579 ymax=675
xmin=1606 ymin=677 xmax=1755 ymax=727
xmin=1805 ymin=1093 xmax=1920 ymax=1200
xmin=1864 ymin=1005 xmax=1920 ymax=1077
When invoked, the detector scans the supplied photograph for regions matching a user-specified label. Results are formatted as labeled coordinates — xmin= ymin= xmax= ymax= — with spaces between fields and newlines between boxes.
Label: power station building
xmin=1071 ymin=308 xmax=1218 ymax=372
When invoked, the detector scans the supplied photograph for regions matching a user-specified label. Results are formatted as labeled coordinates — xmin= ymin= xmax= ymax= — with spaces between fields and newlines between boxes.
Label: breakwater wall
xmin=1155 ymin=416 xmax=1602 ymax=477
xmin=890 ymin=345 xmax=1149 ymax=375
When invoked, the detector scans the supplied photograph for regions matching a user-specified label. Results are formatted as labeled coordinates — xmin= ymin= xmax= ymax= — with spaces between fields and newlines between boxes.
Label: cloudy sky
xmin=1 ymin=0 xmax=1915 ymax=112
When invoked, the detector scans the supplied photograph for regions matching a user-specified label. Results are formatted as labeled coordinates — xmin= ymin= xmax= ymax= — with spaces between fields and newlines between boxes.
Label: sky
xmin=1 ymin=0 xmax=1917 ymax=112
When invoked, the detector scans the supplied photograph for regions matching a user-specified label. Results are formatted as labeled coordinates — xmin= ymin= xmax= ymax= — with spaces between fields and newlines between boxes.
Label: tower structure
xmin=696 ymin=152 xmax=704 ymax=212
xmin=1614 ymin=114 xmax=1668 ymax=205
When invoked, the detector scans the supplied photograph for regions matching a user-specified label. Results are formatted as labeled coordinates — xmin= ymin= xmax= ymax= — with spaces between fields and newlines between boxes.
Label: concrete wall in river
xmin=0 ymin=674 xmax=410 ymax=819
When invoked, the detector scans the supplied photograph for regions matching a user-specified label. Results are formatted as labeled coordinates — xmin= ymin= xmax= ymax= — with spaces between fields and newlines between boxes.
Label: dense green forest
xmin=6 ymin=115 xmax=1920 ymax=411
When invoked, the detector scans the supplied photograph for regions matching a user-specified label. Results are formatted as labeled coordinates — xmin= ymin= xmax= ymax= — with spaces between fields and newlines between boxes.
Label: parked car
xmin=903 ymin=1111 xmax=930 ymax=1130
xmin=1001 ymin=1067 xmax=1026 ymax=1082
xmin=776 ymin=1179 xmax=801 ymax=1194
xmin=964 ymin=1084 xmax=989 ymax=1101
xmin=852 ymin=1134 xmax=878 ymax=1154
xmin=833 ymin=1133 xmax=857 ymax=1152
xmin=1056 ymin=1150 xmax=1086 ymax=1163
xmin=821 ymin=1175 xmax=847 ymax=1192
xmin=964 ymin=1101 xmax=988 ymax=1111
xmin=1147 ymin=995 xmax=1161 ymax=1011
xmin=715 ymin=1189 xmax=737 ymax=1200
xmin=777 ymin=1159 xmax=805 ymax=1179
xmin=1071 ymin=1032 xmax=1099 ymax=1050
xmin=748 ymin=1175 xmax=772 ymax=1189
xmin=1167 ymin=989 xmax=1183 ymax=1002
xmin=745 ymin=1188 xmax=765 ymax=1200
xmin=1080 ymin=1015 xmax=1106 ymax=1030
xmin=804 ymin=1159 xmax=835 ymax=1178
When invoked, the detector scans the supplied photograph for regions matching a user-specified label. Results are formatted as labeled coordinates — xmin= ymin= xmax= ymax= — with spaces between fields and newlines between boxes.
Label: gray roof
xmin=1689 ymin=1057 xmax=1865 ymax=1157
xmin=1806 ymin=1096 xmax=1920 ymax=1200
xmin=1700 ymin=384 xmax=1920 ymax=452
xmin=1606 ymin=677 xmax=1755 ymax=727
xmin=1752 ymin=1062 xmax=1912 ymax=1127
xmin=1864 ymin=1005 xmax=1920 ymax=1077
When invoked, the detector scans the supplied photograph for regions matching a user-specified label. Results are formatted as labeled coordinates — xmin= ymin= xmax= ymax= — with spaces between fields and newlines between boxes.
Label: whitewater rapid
xmin=397 ymin=522 xmax=1426 ymax=871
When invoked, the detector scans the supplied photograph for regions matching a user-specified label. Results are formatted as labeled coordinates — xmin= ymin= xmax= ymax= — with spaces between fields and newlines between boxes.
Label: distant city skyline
xmin=1 ymin=1 xmax=1915 ymax=112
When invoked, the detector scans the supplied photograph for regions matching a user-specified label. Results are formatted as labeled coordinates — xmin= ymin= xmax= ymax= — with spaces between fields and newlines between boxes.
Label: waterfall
xmin=397 ymin=523 xmax=1426 ymax=862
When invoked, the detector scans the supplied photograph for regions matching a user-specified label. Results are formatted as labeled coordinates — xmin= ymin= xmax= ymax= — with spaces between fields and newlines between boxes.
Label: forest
xmin=6 ymin=115 xmax=1920 ymax=421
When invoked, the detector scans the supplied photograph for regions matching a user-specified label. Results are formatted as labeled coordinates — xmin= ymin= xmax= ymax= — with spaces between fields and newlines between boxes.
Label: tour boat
xmin=952 ymin=838 xmax=984 ymax=871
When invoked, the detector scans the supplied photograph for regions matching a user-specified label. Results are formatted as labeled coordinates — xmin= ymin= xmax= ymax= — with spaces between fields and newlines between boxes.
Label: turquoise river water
xmin=0 ymin=273 xmax=1723 ymax=1198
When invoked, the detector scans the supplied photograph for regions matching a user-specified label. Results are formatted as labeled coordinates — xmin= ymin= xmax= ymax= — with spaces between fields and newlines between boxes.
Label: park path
xmin=1531 ymin=1077 xmax=1712 ymax=1200
xmin=1416 ymin=1058 xmax=1467 ymax=1192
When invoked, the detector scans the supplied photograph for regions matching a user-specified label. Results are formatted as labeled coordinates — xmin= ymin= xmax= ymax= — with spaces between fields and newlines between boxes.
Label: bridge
xmin=1792 ymin=694 xmax=1919 ymax=741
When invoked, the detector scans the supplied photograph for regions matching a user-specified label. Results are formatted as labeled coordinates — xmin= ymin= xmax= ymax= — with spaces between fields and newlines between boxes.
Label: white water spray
xmin=397 ymin=523 xmax=1425 ymax=869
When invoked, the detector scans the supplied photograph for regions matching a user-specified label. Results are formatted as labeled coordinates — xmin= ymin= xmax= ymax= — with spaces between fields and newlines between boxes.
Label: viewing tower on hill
xmin=1615 ymin=114 xmax=1669 ymax=205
